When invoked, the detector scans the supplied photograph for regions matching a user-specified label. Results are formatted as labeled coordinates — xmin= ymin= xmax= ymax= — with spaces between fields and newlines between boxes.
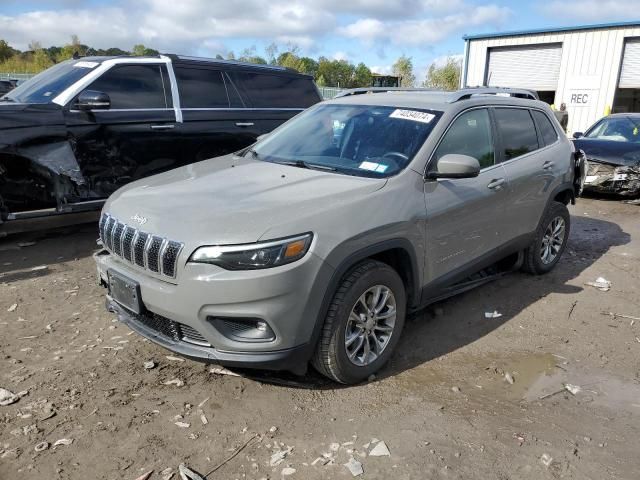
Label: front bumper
xmin=95 ymin=248 xmax=335 ymax=373
xmin=583 ymin=161 xmax=640 ymax=196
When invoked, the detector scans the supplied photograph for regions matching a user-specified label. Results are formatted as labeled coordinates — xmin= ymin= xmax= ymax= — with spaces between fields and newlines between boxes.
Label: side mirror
xmin=427 ymin=154 xmax=481 ymax=179
xmin=572 ymin=132 xmax=584 ymax=139
xmin=77 ymin=90 xmax=110 ymax=111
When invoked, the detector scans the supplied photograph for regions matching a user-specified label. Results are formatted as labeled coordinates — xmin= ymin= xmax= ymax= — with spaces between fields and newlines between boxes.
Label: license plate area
xmin=108 ymin=269 xmax=143 ymax=314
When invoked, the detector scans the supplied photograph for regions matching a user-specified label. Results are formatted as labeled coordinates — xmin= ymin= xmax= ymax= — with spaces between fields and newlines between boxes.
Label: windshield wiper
xmin=274 ymin=159 xmax=337 ymax=172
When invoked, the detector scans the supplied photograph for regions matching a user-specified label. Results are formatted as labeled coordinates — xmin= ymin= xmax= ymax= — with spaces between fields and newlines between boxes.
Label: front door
xmin=64 ymin=63 xmax=180 ymax=200
xmin=424 ymin=108 xmax=509 ymax=286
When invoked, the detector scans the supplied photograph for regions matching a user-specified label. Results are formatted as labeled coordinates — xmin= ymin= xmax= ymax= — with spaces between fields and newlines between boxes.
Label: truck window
xmin=231 ymin=72 xmax=319 ymax=108
xmin=434 ymin=108 xmax=495 ymax=168
xmin=174 ymin=67 xmax=229 ymax=108
xmin=87 ymin=64 xmax=168 ymax=109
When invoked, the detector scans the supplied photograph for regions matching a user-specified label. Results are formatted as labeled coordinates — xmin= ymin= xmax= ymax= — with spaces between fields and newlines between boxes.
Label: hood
xmin=0 ymin=102 xmax=64 ymax=131
xmin=105 ymin=154 xmax=387 ymax=246
xmin=573 ymin=138 xmax=640 ymax=167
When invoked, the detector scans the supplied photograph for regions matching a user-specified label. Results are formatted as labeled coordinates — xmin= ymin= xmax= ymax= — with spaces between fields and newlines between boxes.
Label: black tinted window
xmin=232 ymin=72 xmax=319 ymax=108
xmin=494 ymin=108 xmax=539 ymax=160
xmin=532 ymin=110 xmax=558 ymax=146
xmin=88 ymin=64 xmax=167 ymax=109
xmin=175 ymin=67 xmax=229 ymax=108
xmin=435 ymin=109 xmax=494 ymax=168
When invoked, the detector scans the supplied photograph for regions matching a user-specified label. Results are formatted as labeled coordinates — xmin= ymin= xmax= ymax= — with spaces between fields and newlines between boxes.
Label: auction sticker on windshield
xmin=389 ymin=109 xmax=435 ymax=124
xmin=74 ymin=61 xmax=99 ymax=69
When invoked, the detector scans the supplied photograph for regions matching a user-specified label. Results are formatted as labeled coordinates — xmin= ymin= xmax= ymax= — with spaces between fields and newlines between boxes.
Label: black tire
xmin=522 ymin=201 xmax=570 ymax=275
xmin=311 ymin=260 xmax=406 ymax=384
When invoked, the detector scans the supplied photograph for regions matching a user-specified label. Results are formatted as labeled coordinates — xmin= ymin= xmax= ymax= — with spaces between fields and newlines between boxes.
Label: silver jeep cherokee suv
xmin=95 ymin=87 xmax=583 ymax=384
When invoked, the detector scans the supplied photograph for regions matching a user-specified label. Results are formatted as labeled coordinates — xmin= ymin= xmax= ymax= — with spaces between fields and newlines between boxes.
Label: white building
xmin=461 ymin=21 xmax=640 ymax=134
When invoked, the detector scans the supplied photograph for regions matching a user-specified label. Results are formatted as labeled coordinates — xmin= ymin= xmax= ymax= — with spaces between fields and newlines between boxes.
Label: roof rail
xmin=450 ymin=87 xmax=539 ymax=102
xmin=334 ymin=87 xmax=438 ymax=98
xmin=168 ymin=54 xmax=297 ymax=72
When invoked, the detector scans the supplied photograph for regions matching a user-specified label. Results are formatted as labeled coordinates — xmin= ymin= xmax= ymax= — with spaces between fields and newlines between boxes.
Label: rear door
xmin=496 ymin=107 xmax=558 ymax=240
xmin=424 ymin=108 xmax=509 ymax=284
xmin=64 ymin=63 xmax=179 ymax=198
xmin=173 ymin=65 xmax=261 ymax=161
xmin=229 ymin=70 xmax=320 ymax=134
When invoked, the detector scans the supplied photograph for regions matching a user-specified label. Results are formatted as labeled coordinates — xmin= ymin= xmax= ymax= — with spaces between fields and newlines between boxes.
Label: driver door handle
xmin=543 ymin=161 xmax=554 ymax=170
xmin=487 ymin=178 xmax=505 ymax=190
xmin=150 ymin=124 xmax=175 ymax=130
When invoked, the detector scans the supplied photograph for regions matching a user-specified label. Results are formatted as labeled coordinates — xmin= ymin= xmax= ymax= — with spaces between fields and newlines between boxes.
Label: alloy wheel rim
xmin=344 ymin=285 xmax=397 ymax=367
xmin=540 ymin=216 xmax=566 ymax=264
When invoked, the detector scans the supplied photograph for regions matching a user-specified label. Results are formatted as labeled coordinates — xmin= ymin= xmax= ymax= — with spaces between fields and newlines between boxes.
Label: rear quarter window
xmin=532 ymin=110 xmax=559 ymax=146
xmin=494 ymin=108 xmax=539 ymax=161
xmin=231 ymin=71 xmax=320 ymax=108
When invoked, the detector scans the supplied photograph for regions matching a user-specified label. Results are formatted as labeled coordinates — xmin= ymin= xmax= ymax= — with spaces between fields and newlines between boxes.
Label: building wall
xmin=464 ymin=25 xmax=640 ymax=134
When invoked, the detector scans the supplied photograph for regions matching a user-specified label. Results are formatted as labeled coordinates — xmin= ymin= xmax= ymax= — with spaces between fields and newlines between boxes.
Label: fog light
xmin=207 ymin=317 xmax=275 ymax=342
xmin=256 ymin=321 xmax=268 ymax=332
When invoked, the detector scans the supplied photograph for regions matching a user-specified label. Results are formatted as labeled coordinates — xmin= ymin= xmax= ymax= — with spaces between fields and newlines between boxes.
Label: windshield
xmin=2 ymin=60 xmax=98 ymax=104
xmin=248 ymin=103 xmax=442 ymax=177
xmin=585 ymin=116 xmax=640 ymax=143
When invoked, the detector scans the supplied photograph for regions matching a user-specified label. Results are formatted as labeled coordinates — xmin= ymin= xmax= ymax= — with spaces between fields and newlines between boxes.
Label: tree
xmin=132 ymin=44 xmax=159 ymax=56
xmin=0 ymin=40 xmax=14 ymax=62
xmin=57 ymin=35 xmax=87 ymax=61
xmin=353 ymin=62 xmax=372 ymax=87
xmin=316 ymin=57 xmax=355 ymax=87
xmin=265 ymin=42 xmax=278 ymax=65
xmin=392 ymin=55 xmax=415 ymax=87
xmin=423 ymin=57 xmax=461 ymax=90
xmin=298 ymin=57 xmax=318 ymax=77
xmin=238 ymin=46 xmax=267 ymax=64
xmin=316 ymin=74 xmax=327 ymax=87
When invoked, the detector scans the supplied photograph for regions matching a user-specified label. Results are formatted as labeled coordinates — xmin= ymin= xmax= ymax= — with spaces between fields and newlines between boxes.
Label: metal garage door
xmin=619 ymin=39 xmax=640 ymax=88
xmin=486 ymin=44 xmax=562 ymax=90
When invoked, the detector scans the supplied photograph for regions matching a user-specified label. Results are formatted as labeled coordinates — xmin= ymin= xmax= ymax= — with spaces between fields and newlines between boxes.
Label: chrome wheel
xmin=540 ymin=216 xmax=566 ymax=264
xmin=344 ymin=285 xmax=397 ymax=367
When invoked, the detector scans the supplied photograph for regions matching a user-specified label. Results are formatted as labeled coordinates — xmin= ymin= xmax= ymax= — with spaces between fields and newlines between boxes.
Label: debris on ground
xmin=34 ymin=441 xmax=49 ymax=452
xmin=540 ymin=453 xmax=553 ymax=467
xmin=269 ymin=426 xmax=278 ymax=433
xmin=312 ymin=456 xmax=329 ymax=466
xmin=270 ymin=447 xmax=293 ymax=466
xmin=504 ymin=373 xmax=515 ymax=385
xmin=329 ymin=442 xmax=340 ymax=452
xmin=484 ymin=310 xmax=503 ymax=319
xmin=344 ymin=457 xmax=364 ymax=476
xmin=7 ymin=303 xmax=17 ymax=312
xmin=199 ymin=413 xmax=208 ymax=425
xmin=143 ymin=361 xmax=156 ymax=370
xmin=165 ymin=355 xmax=185 ymax=362
xmin=601 ymin=311 xmax=640 ymax=322
xmin=585 ymin=277 xmax=611 ymax=292
xmin=175 ymin=421 xmax=190 ymax=428
xmin=53 ymin=438 xmax=73 ymax=447
xmin=163 ymin=378 xmax=184 ymax=387
xmin=210 ymin=366 xmax=240 ymax=377
xmin=369 ymin=440 xmax=391 ymax=457
xmin=134 ymin=470 xmax=153 ymax=480
xmin=451 ymin=386 xmax=461 ymax=393
xmin=31 ymin=265 xmax=48 ymax=271
xmin=160 ymin=467 xmax=174 ymax=480
xmin=565 ymin=383 xmax=582 ymax=395
xmin=178 ymin=463 xmax=205 ymax=480
xmin=0 ymin=388 xmax=18 ymax=406
xmin=281 ymin=467 xmax=296 ymax=476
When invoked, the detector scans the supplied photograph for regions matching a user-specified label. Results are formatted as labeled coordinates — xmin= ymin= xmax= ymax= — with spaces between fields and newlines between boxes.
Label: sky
xmin=0 ymin=0 xmax=634 ymax=80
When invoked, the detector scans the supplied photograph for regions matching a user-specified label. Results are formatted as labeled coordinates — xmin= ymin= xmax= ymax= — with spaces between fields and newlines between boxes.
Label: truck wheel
xmin=522 ymin=201 xmax=570 ymax=275
xmin=311 ymin=260 xmax=406 ymax=384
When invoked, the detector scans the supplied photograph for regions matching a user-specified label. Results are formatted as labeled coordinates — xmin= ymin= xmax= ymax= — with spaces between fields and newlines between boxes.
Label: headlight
xmin=189 ymin=233 xmax=313 ymax=270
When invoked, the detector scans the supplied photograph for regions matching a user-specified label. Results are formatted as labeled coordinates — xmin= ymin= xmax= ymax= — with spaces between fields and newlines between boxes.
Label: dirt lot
xmin=1 ymin=197 xmax=639 ymax=480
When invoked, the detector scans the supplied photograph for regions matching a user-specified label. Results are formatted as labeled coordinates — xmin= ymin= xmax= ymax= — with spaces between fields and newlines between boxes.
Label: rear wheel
xmin=312 ymin=260 xmax=406 ymax=384
xmin=522 ymin=201 xmax=570 ymax=275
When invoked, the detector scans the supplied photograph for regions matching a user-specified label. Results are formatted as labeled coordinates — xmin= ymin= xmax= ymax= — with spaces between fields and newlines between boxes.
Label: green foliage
xmin=392 ymin=55 xmax=415 ymax=87
xmin=132 ymin=44 xmax=159 ymax=56
xmin=423 ymin=57 xmax=461 ymax=91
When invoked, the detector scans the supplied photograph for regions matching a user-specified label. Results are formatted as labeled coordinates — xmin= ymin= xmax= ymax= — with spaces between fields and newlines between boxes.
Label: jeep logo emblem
xmin=131 ymin=214 xmax=148 ymax=225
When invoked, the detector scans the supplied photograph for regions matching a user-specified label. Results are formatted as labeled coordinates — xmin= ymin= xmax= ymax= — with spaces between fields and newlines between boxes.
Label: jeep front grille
xmin=99 ymin=213 xmax=184 ymax=279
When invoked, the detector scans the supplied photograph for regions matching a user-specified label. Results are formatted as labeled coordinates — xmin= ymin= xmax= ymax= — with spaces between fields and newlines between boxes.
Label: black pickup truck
xmin=0 ymin=55 xmax=321 ymax=234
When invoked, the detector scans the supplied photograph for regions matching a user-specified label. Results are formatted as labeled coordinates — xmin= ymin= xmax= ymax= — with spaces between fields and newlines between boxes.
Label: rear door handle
xmin=543 ymin=161 xmax=554 ymax=170
xmin=235 ymin=122 xmax=255 ymax=127
xmin=487 ymin=178 xmax=506 ymax=190
xmin=150 ymin=124 xmax=175 ymax=130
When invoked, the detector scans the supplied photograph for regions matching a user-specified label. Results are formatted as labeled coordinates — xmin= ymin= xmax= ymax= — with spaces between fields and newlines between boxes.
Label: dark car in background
xmin=573 ymin=113 xmax=640 ymax=196
xmin=0 ymin=80 xmax=17 ymax=96
xmin=0 ymin=55 xmax=321 ymax=234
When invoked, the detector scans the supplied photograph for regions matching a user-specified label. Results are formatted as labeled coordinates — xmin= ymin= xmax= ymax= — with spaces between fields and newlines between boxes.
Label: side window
xmin=87 ymin=64 xmax=167 ymax=109
xmin=532 ymin=110 xmax=558 ymax=146
xmin=434 ymin=109 xmax=495 ymax=169
xmin=494 ymin=108 xmax=539 ymax=160
xmin=231 ymin=72 xmax=319 ymax=108
xmin=174 ymin=67 xmax=229 ymax=108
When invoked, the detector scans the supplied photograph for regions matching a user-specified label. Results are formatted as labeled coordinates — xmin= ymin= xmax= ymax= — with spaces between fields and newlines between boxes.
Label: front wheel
xmin=311 ymin=260 xmax=406 ymax=384
xmin=522 ymin=201 xmax=570 ymax=275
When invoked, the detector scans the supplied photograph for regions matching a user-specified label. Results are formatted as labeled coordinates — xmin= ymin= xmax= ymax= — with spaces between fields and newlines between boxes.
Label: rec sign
xmin=567 ymin=89 xmax=597 ymax=107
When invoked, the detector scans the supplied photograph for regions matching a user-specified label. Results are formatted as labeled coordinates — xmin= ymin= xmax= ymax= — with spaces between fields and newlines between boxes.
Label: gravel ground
xmin=1 ymin=197 xmax=639 ymax=480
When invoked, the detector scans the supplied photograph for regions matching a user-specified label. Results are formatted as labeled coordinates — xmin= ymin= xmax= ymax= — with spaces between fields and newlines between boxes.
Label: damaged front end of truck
xmin=0 ymin=103 xmax=106 ymax=236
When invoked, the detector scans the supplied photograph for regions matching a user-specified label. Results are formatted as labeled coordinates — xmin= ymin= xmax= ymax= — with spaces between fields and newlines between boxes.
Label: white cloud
xmin=333 ymin=51 xmax=349 ymax=61
xmin=542 ymin=0 xmax=629 ymax=21
xmin=339 ymin=4 xmax=511 ymax=46
xmin=370 ymin=65 xmax=393 ymax=75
